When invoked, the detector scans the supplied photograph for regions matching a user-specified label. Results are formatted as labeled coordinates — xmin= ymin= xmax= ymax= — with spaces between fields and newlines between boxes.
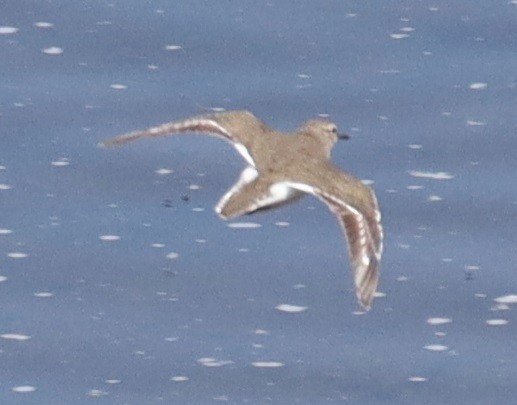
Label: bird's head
xmin=299 ymin=119 xmax=349 ymax=155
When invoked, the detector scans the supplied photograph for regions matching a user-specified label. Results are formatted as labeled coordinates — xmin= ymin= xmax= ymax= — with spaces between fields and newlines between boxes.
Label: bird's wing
xmin=286 ymin=179 xmax=383 ymax=310
xmin=98 ymin=110 xmax=265 ymax=167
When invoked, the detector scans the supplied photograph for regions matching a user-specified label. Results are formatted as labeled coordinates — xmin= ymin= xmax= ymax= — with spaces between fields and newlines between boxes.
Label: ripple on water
xmin=99 ymin=235 xmax=120 ymax=242
xmin=408 ymin=170 xmax=454 ymax=180
xmin=42 ymin=46 xmax=63 ymax=55
xmin=252 ymin=361 xmax=284 ymax=368
xmin=423 ymin=344 xmax=448 ymax=352
xmin=426 ymin=317 xmax=452 ymax=325
xmin=275 ymin=304 xmax=308 ymax=313
xmin=486 ymin=319 xmax=508 ymax=326
xmin=7 ymin=252 xmax=28 ymax=259
xmin=0 ymin=26 xmax=19 ymax=34
xmin=197 ymin=357 xmax=233 ymax=367
xmin=170 ymin=375 xmax=189 ymax=382
xmin=1 ymin=334 xmax=31 ymax=341
xmin=227 ymin=222 xmax=262 ymax=229
xmin=408 ymin=376 xmax=427 ymax=382
xmin=12 ymin=386 xmax=36 ymax=393
xmin=494 ymin=294 xmax=517 ymax=304
xmin=469 ymin=82 xmax=487 ymax=90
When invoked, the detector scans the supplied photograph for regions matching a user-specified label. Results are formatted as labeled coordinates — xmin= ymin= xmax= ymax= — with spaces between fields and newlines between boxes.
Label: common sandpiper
xmin=100 ymin=110 xmax=383 ymax=309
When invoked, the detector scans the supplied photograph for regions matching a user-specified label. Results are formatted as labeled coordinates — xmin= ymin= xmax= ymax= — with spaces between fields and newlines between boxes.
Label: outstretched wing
xmin=286 ymin=180 xmax=383 ymax=310
xmin=98 ymin=110 xmax=266 ymax=167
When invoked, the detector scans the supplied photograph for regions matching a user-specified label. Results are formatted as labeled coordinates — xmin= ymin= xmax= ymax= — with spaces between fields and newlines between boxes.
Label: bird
xmin=100 ymin=110 xmax=383 ymax=309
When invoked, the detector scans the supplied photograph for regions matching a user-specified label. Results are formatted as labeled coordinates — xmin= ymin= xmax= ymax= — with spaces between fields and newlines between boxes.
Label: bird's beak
xmin=338 ymin=133 xmax=350 ymax=141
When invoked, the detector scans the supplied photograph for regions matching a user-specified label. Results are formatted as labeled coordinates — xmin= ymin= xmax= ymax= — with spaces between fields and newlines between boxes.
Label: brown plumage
xmin=100 ymin=110 xmax=383 ymax=309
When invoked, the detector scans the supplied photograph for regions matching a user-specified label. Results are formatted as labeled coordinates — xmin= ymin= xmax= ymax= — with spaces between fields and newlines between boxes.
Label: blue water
xmin=1 ymin=1 xmax=517 ymax=403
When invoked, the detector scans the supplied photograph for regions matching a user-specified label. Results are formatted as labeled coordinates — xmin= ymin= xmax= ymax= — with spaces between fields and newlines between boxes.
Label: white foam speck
xmin=361 ymin=179 xmax=375 ymax=185
xmin=7 ymin=252 xmax=28 ymax=259
xmin=466 ymin=120 xmax=485 ymax=126
xmin=275 ymin=221 xmax=290 ymax=227
xmin=475 ymin=293 xmax=487 ymax=298
xmin=166 ymin=252 xmax=179 ymax=259
xmin=105 ymin=379 xmax=121 ymax=384
xmin=469 ymin=82 xmax=487 ymax=90
xmin=426 ymin=317 xmax=452 ymax=325
xmin=253 ymin=329 xmax=269 ymax=335
xmin=197 ymin=357 xmax=233 ymax=367
xmin=373 ymin=291 xmax=386 ymax=298
xmin=275 ymin=304 xmax=308 ymax=313
xmin=192 ymin=207 xmax=205 ymax=212
xmin=492 ymin=303 xmax=509 ymax=311
xmin=0 ymin=26 xmax=19 ymax=34
xmin=152 ymin=243 xmax=165 ymax=248
xmin=155 ymin=168 xmax=173 ymax=175
xmin=0 ymin=184 xmax=12 ymax=190
xmin=408 ymin=144 xmax=423 ymax=149
xmin=0 ymin=276 xmax=7 ymax=282
xmin=51 ymin=159 xmax=70 ymax=167
xmin=379 ymin=69 xmax=400 ymax=74
xmin=390 ymin=33 xmax=409 ymax=39
xmin=42 ymin=46 xmax=63 ymax=55
xmin=408 ymin=376 xmax=427 ymax=382
xmin=12 ymin=385 xmax=36 ymax=393
xmin=147 ymin=64 xmax=159 ymax=70
xmin=87 ymin=389 xmax=108 ymax=397
xmin=170 ymin=375 xmax=189 ymax=382
xmin=227 ymin=222 xmax=262 ymax=229
xmin=110 ymin=84 xmax=127 ymax=90
xmin=99 ymin=235 xmax=120 ymax=241
xmin=34 ymin=292 xmax=53 ymax=298
xmin=1 ymin=333 xmax=31 ymax=341
xmin=406 ymin=185 xmax=424 ymax=190
xmin=165 ymin=45 xmax=182 ymax=51
xmin=486 ymin=319 xmax=508 ymax=326
xmin=0 ymin=228 xmax=13 ymax=235
xmin=252 ymin=361 xmax=284 ymax=368
xmin=424 ymin=344 xmax=448 ymax=352
xmin=34 ymin=22 xmax=54 ymax=28
xmin=494 ymin=294 xmax=517 ymax=304
xmin=428 ymin=195 xmax=443 ymax=202
xmin=400 ymin=27 xmax=415 ymax=32
xmin=409 ymin=170 xmax=454 ymax=180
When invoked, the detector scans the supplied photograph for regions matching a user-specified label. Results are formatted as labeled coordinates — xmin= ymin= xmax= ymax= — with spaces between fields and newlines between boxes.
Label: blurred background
xmin=1 ymin=1 xmax=516 ymax=403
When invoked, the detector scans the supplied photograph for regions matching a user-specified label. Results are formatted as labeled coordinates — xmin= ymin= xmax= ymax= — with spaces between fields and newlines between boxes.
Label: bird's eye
xmin=331 ymin=126 xmax=337 ymax=133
